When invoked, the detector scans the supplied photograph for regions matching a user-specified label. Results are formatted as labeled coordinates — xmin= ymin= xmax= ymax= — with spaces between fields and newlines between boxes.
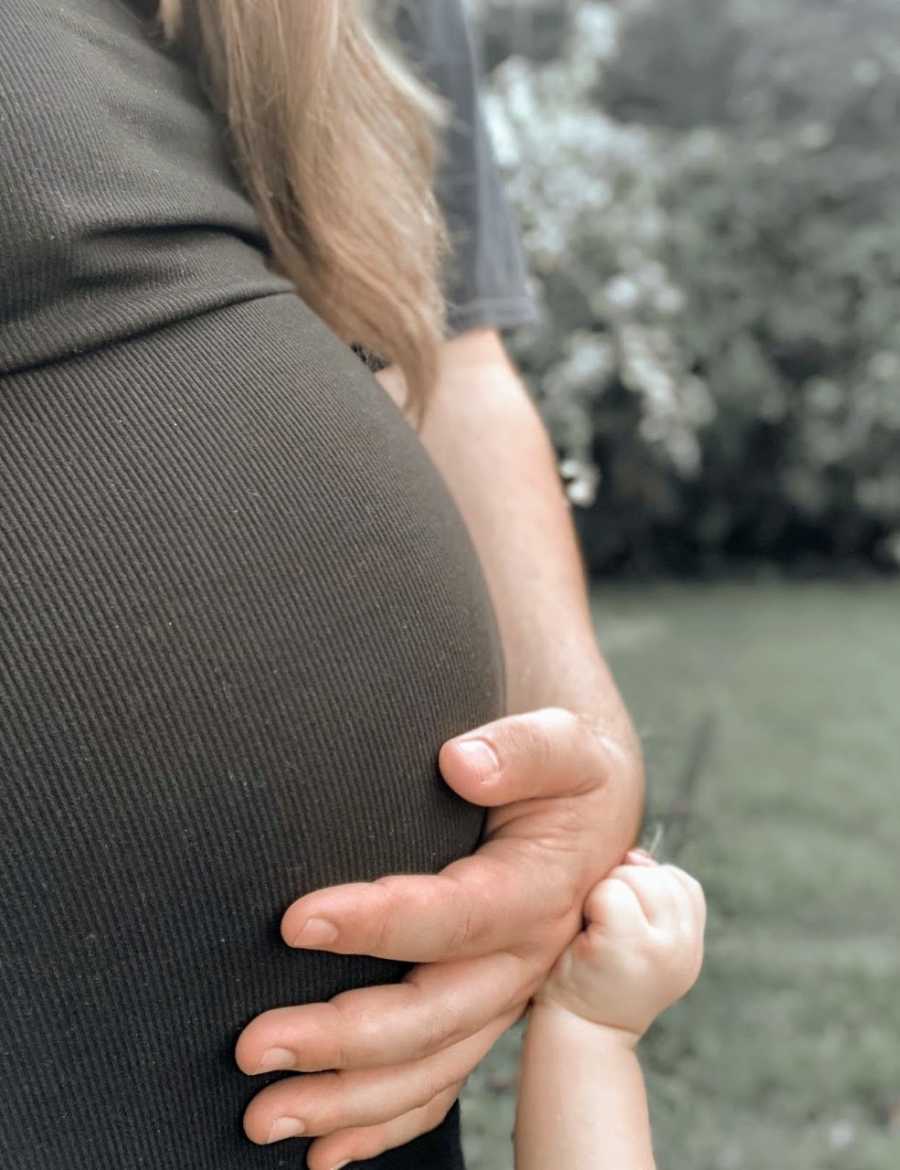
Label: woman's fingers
xmin=233 ymin=704 xmax=647 ymax=1155
xmin=438 ymin=706 xmax=628 ymax=807
xmin=241 ymin=1006 xmax=522 ymax=1144
xmin=235 ymin=950 xmax=538 ymax=1076
xmin=280 ymin=835 xmax=577 ymax=963
xmin=278 ymin=705 xmax=640 ymax=966
xmin=304 ymin=1082 xmax=465 ymax=1170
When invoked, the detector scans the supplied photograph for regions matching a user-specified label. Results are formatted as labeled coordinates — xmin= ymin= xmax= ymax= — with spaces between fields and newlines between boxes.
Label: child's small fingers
xmin=584 ymin=875 xmax=647 ymax=935
xmin=624 ymin=848 xmax=659 ymax=868
xmin=607 ymin=865 xmax=679 ymax=929
xmin=665 ymin=864 xmax=703 ymax=899
xmin=666 ymin=867 xmax=707 ymax=929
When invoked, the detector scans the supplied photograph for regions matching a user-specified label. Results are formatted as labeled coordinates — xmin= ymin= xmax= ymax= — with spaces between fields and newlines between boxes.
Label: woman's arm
xmin=516 ymin=1006 xmax=656 ymax=1170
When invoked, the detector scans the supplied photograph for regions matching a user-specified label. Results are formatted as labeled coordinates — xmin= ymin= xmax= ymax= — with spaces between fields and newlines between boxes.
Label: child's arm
xmin=517 ymin=1003 xmax=655 ymax=1170
xmin=514 ymin=854 xmax=705 ymax=1170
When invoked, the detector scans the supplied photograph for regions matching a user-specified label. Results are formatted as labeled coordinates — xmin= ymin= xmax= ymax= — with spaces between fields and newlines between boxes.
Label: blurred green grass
xmin=461 ymin=580 xmax=900 ymax=1169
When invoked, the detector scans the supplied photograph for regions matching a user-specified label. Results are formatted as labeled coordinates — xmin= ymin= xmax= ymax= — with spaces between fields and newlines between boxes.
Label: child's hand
xmin=533 ymin=851 xmax=706 ymax=1043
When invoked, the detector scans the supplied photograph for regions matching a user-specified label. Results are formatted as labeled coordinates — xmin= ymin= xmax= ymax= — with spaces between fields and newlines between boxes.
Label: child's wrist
xmin=529 ymin=995 xmax=643 ymax=1052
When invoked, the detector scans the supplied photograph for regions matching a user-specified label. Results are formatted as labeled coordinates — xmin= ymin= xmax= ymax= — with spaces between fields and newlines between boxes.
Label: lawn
xmin=461 ymin=579 xmax=900 ymax=1170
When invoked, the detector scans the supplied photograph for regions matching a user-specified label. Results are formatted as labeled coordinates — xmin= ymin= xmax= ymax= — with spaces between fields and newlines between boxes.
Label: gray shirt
xmin=393 ymin=0 xmax=540 ymax=335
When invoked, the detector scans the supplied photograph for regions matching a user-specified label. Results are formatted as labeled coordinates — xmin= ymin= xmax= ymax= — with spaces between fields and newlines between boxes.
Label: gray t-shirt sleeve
xmin=390 ymin=0 xmax=540 ymax=336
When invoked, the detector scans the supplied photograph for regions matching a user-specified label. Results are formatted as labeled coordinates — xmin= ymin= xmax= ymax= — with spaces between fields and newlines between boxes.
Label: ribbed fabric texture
xmin=0 ymin=289 xmax=506 ymax=1167
xmin=0 ymin=0 xmax=297 ymax=376
xmin=0 ymin=1 xmax=509 ymax=1162
xmin=1 ymin=4 xmax=513 ymax=1161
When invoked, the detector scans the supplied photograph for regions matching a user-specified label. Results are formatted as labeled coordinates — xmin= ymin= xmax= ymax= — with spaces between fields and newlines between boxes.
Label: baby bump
xmin=0 ymin=292 xmax=504 ymax=1167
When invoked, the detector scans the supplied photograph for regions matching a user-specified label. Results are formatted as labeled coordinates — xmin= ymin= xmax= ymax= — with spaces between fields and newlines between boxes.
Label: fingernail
xmin=454 ymin=738 xmax=499 ymax=781
xmin=329 ymin=1162 xmax=352 ymax=1170
xmin=626 ymin=849 xmax=658 ymax=867
xmin=266 ymin=1117 xmax=306 ymax=1143
xmin=291 ymin=917 xmax=339 ymax=948
xmin=254 ymin=1047 xmax=295 ymax=1074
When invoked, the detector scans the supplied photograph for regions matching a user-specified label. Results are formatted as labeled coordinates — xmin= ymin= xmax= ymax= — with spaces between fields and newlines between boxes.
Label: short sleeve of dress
xmin=390 ymin=0 xmax=541 ymax=336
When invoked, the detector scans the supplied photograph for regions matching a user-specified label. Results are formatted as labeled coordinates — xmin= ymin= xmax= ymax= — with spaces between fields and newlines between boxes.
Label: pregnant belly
xmin=0 ymin=293 xmax=505 ymax=1168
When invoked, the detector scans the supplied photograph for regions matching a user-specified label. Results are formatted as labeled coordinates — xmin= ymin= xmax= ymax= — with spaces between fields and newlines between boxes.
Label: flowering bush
xmin=478 ymin=0 xmax=900 ymax=572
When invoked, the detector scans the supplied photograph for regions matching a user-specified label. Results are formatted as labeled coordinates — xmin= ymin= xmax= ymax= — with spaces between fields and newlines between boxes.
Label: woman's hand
xmin=234 ymin=706 xmax=644 ymax=1168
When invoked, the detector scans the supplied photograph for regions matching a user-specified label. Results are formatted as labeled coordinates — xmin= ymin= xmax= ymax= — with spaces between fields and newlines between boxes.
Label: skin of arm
xmin=515 ymin=854 xmax=706 ymax=1170
xmin=518 ymin=1007 xmax=655 ymax=1170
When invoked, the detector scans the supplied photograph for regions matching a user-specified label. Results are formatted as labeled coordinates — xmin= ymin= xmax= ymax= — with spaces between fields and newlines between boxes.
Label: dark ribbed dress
xmin=0 ymin=1 xmax=535 ymax=1166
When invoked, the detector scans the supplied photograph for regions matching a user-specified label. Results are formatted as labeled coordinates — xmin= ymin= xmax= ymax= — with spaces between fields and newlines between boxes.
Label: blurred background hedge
xmin=468 ymin=0 xmax=900 ymax=576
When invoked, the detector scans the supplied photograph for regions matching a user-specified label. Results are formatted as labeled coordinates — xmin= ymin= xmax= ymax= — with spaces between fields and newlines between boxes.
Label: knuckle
xmin=584 ymin=880 xmax=611 ymax=915
xmin=328 ymin=999 xmax=372 ymax=1067
xmin=645 ymin=925 xmax=675 ymax=955
xmin=369 ymin=877 xmax=405 ymax=950
xmin=602 ymin=874 xmax=631 ymax=896
xmin=671 ymin=868 xmax=706 ymax=913
xmin=595 ymin=877 xmax=626 ymax=909
xmin=415 ymin=1067 xmax=445 ymax=1111
xmin=431 ymin=1055 xmax=468 ymax=1100
xmin=507 ymin=713 xmax=550 ymax=767
xmin=507 ymin=707 xmax=573 ymax=767
xmin=311 ymin=1071 xmax=351 ymax=1133
xmin=439 ymin=873 xmax=481 ymax=951
xmin=545 ymin=705 xmax=580 ymax=735
xmin=452 ymin=870 xmax=505 ymax=950
xmin=542 ymin=707 xmax=581 ymax=761
xmin=447 ymin=899 xmax=476 ymax=954
xmin=676 ymin=955 xmax=702 ymax=995
xmin=401 ymin=975 xmax=449 ymax=1059
xmin=426 ymin=1083 xmax=464 ymax=1126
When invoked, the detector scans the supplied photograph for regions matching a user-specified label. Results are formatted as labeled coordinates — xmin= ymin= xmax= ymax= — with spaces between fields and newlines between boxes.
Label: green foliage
xmin=479 ymin=0 xmax=900 ymax=573
xmin=462 ymin=581 xmax=900 ymax=1169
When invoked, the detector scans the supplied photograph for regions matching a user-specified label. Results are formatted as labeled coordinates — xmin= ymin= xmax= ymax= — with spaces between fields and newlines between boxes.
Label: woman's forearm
xmin=516 ymin=1004 xmax=656 ymax=1170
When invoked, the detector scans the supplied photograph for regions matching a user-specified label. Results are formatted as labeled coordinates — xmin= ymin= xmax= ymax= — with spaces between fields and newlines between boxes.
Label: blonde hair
xmin=155 ymin=0 xmax=449 ymax=420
